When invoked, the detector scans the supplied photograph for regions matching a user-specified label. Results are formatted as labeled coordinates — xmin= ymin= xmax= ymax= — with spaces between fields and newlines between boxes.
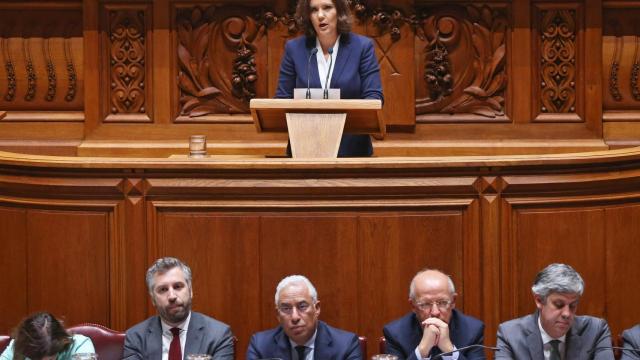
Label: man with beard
xmin=383 ymin=269 xmax=485 ymax=359
xmin=123 ymin=257 xmax=234 ymax=360
xmin=496 ymin=263 xmax=614 ymax=360
xmin=246 ymin=275 xmax=361 ymax=360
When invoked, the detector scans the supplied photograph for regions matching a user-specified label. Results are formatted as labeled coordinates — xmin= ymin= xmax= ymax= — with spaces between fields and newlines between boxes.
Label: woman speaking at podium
xmin=276 ymin=0 xmax=384 ymax=157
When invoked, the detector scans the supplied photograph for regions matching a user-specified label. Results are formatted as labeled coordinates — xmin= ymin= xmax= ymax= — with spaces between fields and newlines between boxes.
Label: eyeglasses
xmin=277 ymin=301 xmax=313 ymax=315
xmin=414 ymin=300 xmax=451 ymax=312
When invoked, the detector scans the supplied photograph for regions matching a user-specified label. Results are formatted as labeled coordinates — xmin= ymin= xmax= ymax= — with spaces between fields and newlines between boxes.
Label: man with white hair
xmin=383 ymin=269 xmax=485 ymax=359
xmin=246 ymin=275 xmax=361 ymax=360
xmin=496 ymin=263 xmax=613 ymax=360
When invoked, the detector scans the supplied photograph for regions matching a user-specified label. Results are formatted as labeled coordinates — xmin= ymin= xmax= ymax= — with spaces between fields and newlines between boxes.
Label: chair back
xmin=358 ymin=336 xmax=367 ymax=360
xmin=0 ymin=335 xmax=11 ymax=354
xmin=68 ymin=323 xmax=125 ymax=360
xmin=378 ymin=336 xmax=386 ymax=355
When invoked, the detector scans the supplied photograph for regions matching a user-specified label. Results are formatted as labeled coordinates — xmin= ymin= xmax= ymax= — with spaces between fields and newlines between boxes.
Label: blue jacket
xmin=246 ymin=320 xmax=362 ymax=360
xmin=383 ymin=310 xmax=485 ymax=360
xmin=276 ymin=33 xmax=383 ymax=157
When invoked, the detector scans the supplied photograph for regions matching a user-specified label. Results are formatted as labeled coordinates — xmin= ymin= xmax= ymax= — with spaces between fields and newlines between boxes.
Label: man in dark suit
xmin=246 ymin=275 xmax=361 ymax=360
xmin=496 ymin=263 xmax=613 ymax=360
xmin=123 ymin=257 xmax=234 ymax=360
xmin=622 ymin=324 xmax=640 ymax=360
xmin=383 ymin=269 xmax=485 ymax=359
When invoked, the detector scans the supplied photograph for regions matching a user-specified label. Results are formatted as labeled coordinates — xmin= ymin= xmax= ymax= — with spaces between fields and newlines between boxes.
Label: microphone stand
xmin=323 ymin=47 xmax=334 ymax=99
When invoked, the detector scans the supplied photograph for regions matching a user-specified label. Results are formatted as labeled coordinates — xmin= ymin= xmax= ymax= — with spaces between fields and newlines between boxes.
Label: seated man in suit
xmin=247 ymin=274 xmax=361 ymax=360
xmin=622 ymin=324 xmax=640 ymax=360
xmin=383 ymin=269 xmax=485 ymax=359
xmin=123 ymin=257 xmax=234 ymax=360
xmin=496 ymin=263 xmax=613 ymax=360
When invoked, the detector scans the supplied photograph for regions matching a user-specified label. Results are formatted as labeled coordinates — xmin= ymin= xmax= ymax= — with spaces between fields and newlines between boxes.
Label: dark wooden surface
xmin=2 ymin=149 xmax=640 ymax=357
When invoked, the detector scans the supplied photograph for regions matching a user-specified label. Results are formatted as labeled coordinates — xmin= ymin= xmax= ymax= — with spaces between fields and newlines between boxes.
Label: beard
xmin=157 ymin=297 xmax=192 ymax=325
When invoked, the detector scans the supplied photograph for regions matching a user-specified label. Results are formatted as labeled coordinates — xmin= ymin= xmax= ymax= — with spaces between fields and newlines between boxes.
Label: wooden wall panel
xmin=5 ymin=148 xmax=640 ymax=357
xmin=506 ymin=206 xmax=607 ymax=320
xmin=154 ymin=211 xmax=262 ymax=358
xmin=259 ymin=215 xmax=360 ymax=332
xmin=0 ymin=7 xmax=83 ymax=113
xmin=27 ymin=209 xmax=110 ymax=326
xmin=357 ymin=211 xmax=466 ymax=356
xmin=605 ymin=203 xmax=640 ymax=338
xmin=0 ymin=206 xmax=27 ymax=333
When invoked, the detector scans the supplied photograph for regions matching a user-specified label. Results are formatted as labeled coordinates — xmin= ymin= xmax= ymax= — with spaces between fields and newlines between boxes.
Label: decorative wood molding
xmin=108 ymin=9 xmax=147 ymax=115
xmin=415 ymin=5 xmax=508 ymax=119
xmin=0 ymin=36 xmax=16 ymax=102
xmin=23 ymin=38 xmax=37 ymax=102
xmin=539 ymin=9 xmax=577 ymax=114
xmin=609 ymin=36 xmax=623 ymax=101
xmin=176 ymin=6 xmax=268 ymax=118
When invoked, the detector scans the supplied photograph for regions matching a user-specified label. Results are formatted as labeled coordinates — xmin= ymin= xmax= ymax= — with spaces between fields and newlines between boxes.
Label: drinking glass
xmin=71 ymin=353 xmax=98 ymax=360
xmin=186 ymin=354 xmax=212 ymax=360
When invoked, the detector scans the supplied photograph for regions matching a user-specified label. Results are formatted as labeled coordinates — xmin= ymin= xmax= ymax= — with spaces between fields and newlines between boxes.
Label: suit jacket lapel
xmin=274 ymin=327 xmax=292 ymax=360
xmin=526 ymin=314 xmax=544 ymax=360
xmin=147 ymin=317 xmax=164 ymax=360
xmin=565 ymin=320 xmax=584 ymax=360
xmin=330 ymin=34 xmax=353 ymax=89
xmin=305 ymin=40 xmax=322 ymax=89
xmin=185 ymin=312 xmax=203 ymax=357
xmin=314 ymin=322 xmax=333 ymax=360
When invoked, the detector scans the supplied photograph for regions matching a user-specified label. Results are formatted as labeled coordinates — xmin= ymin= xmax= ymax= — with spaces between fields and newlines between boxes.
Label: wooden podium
xmin=250 ymin=99 xmax=384 ymax=158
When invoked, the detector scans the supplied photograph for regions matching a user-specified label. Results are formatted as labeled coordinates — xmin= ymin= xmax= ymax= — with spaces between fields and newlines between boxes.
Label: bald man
xmin=383 ymin=269 xmax=485 ymax=360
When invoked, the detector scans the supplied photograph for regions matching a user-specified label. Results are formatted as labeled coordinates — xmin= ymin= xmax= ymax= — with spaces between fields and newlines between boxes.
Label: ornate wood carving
xmin=43 ymin=33 xmax=57 ymax=102
xmin=176 ymin=6 xmax=267 ymax=117
xmin=632 ymin=37 xmax=640 ymax=101
xmin=109 ymin=10 xmax=146 ymax=114
xmin=1 ymin=36 xmax=16 ymax=102
xmin=415 ymin=5 xmax=508 ymax=118
xmin=23 ymin=39 xmax=37 ymax=102
xmin=64 ymin=29 xmax=77 ymax=102
xmin=609 ymin=36 xmax=623 ymax=102
xmin=351 ymin=1 xmax=406 ymax=42
xmin=539 ymin=9 xmax=576 ymax=113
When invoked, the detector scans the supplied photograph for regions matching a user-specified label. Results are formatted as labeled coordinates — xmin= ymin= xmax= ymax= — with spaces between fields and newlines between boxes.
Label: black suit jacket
xmin=246 ymin=320 xmax=362 ymax=360
xmin=123 ymin=311 xmax=234 ymax=360
xmin=383 ymin=310 xmax=486 ymax=360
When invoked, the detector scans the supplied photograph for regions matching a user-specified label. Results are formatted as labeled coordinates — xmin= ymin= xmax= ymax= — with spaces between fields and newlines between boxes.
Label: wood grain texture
xmin=1 ymin=0 xmax=630 ymax=157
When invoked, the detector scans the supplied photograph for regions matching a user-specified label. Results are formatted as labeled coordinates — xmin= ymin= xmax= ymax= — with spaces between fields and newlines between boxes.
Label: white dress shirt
xmin=538 ymin=316 xmax=567 ymax=360
xmin=161 ymin=312 xmax=192 ymax=360
xmin=289 ymin=327 xmax=318 ymax=360
xmin=315 ymin=35 xmax=341 ymax=91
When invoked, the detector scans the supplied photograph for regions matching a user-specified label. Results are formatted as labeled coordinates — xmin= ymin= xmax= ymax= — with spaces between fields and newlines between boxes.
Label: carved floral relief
xmin=539 ymin=9 xmax=576 ymax=113
xmin=176 ymin=6 xmax=267 ymax=117
xmin=109 ymin=10 xmax=146 ymax=114
xmin=415 ymin=5 xmax=508 ymax=118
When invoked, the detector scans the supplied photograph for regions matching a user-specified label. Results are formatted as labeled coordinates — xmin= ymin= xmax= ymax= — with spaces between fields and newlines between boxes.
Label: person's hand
xmin=418 ymin=322 xmax=440 ymax=358
xmin=423 ymin=318 xmax=454 ymax=354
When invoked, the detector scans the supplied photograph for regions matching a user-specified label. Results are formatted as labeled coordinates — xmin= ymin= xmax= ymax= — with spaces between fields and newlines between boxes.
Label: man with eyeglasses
xmin=495 ymin=263 xmax=613 ymax=360
xmin=247 ymin=275 xmax=361 ymax=360
xmin=383 ymin=269 xmax=485 ymax=359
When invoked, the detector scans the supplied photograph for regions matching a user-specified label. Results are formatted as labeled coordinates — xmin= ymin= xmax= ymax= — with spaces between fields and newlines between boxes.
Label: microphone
xmin=588 ymin=346 xmax=640 ymax=356
xmin=323 ymin=47 xmax=334 ymax=99
xmin=306 ymin=48 xmax=318 ymax=99
xmin=430 ymin=344 xmax=500 ymax=360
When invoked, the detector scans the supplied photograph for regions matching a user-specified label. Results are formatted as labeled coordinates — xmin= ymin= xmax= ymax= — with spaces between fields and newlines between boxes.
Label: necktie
xmin=295 ymin=345 xmax=307 ymax=360
xmin=169 ymin=327 xmax=182 ymax=360
xmin=549 ymin=339 xmax=561 ymax=360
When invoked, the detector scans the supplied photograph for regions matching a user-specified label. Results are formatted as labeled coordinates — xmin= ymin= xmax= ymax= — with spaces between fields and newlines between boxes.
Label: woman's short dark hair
xmin=11 ymin=312 xmax=73 ymax=360
xmin=295 ymin=0 xmax=352 ymax=38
